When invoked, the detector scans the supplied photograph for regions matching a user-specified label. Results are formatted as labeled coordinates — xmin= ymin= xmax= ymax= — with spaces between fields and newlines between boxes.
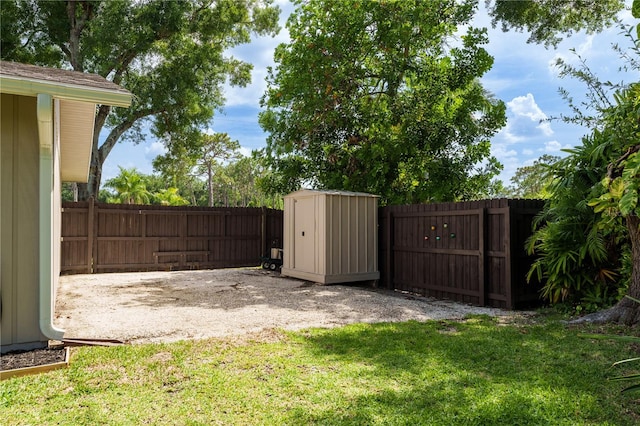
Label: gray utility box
xmin=281 ymin=189 xmax=380 ymax=284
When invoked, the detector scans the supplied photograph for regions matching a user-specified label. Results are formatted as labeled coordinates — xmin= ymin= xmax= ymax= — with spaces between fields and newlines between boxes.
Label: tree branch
xmin=97 ymin=108 xmax=164 ymax=164
xmin=607 ymin=143 xmax=640 ymax=180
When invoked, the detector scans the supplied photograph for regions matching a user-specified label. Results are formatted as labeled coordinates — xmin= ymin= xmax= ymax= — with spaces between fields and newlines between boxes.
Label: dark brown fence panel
xmin=379 ymin=199 xmax=543 ymax=309
xmin=61 ymin=200 xmax=285 ymax=274
xmin=60 ymin=201 xmax=92 ymax=273
xmin=384 ymin=205 xmax=486 ymax=306
xmin=264 ymin=208 xmax=284 ymax=256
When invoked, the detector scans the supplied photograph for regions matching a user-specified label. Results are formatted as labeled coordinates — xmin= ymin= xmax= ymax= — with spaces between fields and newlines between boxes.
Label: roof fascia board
xmin=0 ymin=76 xmax=132 ymax=107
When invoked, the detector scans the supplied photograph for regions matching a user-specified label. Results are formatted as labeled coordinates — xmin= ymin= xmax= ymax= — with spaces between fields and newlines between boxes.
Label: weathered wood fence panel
xmin=61 ymin=200 xmax=283 ymax=274
xmin=379 ymin=199 xmax=543 ymax=309
xmin=62 ymin=198 xmax=542 ymax=309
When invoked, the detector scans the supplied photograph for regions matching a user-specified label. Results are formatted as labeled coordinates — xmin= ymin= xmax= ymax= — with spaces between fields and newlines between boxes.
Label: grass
xmin=1 ymin=315 xmax=639 ymax=425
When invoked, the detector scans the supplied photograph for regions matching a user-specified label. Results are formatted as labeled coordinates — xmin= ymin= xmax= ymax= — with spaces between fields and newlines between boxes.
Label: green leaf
xmin=619 ymin=189 xmax=638 ymax=216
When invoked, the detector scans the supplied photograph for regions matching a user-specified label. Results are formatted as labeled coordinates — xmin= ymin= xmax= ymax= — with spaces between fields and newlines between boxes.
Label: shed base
xmin=281 ymin=268 xmax=380 ymax=285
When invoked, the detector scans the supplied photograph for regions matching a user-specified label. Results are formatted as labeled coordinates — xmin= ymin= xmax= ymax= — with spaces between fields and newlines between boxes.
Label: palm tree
xmin=104 ymin=167 xmax=152 ymax=205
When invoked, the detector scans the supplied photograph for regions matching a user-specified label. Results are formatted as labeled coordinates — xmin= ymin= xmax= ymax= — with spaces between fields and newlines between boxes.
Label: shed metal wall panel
xmin=282 ymin=190 xmax=379 ymax=284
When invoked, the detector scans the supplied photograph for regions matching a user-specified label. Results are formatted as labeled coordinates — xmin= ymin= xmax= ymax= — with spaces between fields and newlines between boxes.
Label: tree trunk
xmin=615 ymin=215 xmax=640 ymax=323
xmin=571 ymin=215 xmax=640 ymax=325
xmin=72 ymin=182 xmax=78 ymax=202
xmin=207 ymin=164 xmax=214 ymax=207
xmin=77 ymin=156 xmax=103 ymax=201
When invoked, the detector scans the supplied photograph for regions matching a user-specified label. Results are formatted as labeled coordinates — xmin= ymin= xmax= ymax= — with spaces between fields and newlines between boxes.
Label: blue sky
xmin=103 ymin=0 xmax=636 ymax=188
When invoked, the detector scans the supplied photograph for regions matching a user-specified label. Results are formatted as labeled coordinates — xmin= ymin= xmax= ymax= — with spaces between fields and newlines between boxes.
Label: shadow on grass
xmin=283 ymin=317 xmax=636 ymax=425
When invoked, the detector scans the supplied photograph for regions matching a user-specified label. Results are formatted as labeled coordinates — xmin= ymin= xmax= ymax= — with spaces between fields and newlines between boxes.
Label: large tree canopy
xmin=1 ymin=0 xmax=279 ymax=200
xmin=485 ymin=0 xmax=626 ymax=47
xmin=259 ymin=0 xmax=506 ymax=204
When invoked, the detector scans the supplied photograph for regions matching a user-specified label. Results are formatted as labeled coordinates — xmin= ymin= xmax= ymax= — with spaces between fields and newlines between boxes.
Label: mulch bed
xmin=1 ymin=347 xmax=67 ymax=371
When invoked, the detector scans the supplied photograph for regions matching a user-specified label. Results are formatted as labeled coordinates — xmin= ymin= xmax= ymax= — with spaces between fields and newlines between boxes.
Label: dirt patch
xmin=55 ymin=268 xmax=529 ymax=344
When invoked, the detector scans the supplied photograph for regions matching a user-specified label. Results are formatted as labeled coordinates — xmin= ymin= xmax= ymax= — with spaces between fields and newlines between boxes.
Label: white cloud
xmin=503 ymin=93 xmax=554 ymax=141
xmin=522 ymin=148 xmax=534 ymax=155
xmin=538 ymin=120 xmax=554 ymax=136
xmin=497 ymin=122 xmax=524 ymax=143
xmin=491 ymin=143 xmax=520 ymax=184
xmin=539 ymin=140 xmax=572 ymax=153
xmin=542 ymin=140 xmax=562 ymax=152
xmin=144 ymin=141 xmax=166 ymax=158
xmin=507 ymin=94 xmax=547 ymax=121
xmin=548 ymin=35 xmax=593 ymax=76
xmin=577 ymin=35 xmax=594 ymax=56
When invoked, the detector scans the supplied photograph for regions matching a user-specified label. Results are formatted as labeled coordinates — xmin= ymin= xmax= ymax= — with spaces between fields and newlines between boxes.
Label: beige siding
xmin=281 ymin=190 xmax=379 ymax=284
xmin=1 ymin=93 xmax=47 ymax=351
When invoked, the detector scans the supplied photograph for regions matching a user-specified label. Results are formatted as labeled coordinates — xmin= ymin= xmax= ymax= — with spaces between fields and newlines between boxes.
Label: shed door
xmin=294 ymin=197 xmax=315 ymax=273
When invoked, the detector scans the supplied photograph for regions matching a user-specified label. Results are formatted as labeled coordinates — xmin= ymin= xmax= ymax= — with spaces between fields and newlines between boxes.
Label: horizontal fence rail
xmin=61 ymin=200 xmax=283 ymax=274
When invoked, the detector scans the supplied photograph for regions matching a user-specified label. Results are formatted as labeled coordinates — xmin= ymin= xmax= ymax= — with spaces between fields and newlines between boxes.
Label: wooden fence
xmin=60 ymin=200 xmax=283 ymax=274
xmin=378 ymin=199 xmax=544 ymax=309
xmin=61 ymin=198 xmax=543 ymax=309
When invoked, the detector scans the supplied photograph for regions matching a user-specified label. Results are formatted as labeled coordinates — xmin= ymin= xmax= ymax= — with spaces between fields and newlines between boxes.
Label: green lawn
xmin=2 ymin=316 xmax=639 ymax=425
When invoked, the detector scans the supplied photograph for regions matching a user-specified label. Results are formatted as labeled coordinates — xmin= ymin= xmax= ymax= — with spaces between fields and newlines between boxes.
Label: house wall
xmin=1 ymin=93 xmax=48 ymax=352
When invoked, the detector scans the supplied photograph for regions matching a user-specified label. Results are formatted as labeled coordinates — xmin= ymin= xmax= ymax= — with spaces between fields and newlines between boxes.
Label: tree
xmin=485 ymin=0 xmax=626 ymax=47
xmin=507 ymin=154 xmax=560 ymax=199
xmin=153 ymin=187 xmax=190 ymax=206
xmin=584 ymin=82 xmax=640 ymax=324
xmin=154 ymin=132 xmax=240 ymax=207
xmin=527 ymin=7 xmax=640 ymax=323
xmin=152 ymin=143 xmax=207 ymax=206
xmin=196 ymin=133 xmax=240 ymax=207
xmin=1 ymin=0 xmax=279 ymax=200
xmin=104 ymin=167 xmax=152 ymax=205
xmin=259 ymin=0 xmax=506 ymax=204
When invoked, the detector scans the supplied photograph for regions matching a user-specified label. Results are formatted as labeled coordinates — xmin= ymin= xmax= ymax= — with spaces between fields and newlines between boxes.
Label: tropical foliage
xmin=90 ymin=155 xmax=283 ymax=209
xmin=154 ymin=132 xmax=242 ymax=207
xmin=526 ymin=19 xmax=640 ymax=320
xmin=103 ymin=167 xmax=153 ymax=205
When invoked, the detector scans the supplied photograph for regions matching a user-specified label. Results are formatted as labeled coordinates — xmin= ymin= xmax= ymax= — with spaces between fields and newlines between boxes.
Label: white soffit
xmin=59 ymin=100 xmax=96 ymax=183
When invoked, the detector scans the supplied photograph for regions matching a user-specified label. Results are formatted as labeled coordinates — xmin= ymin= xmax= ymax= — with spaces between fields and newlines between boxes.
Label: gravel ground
xmin=55 ymin=268 xmax=526 ymax=345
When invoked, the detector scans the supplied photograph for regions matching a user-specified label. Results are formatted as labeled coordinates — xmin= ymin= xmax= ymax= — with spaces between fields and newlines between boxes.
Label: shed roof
xmin=285 ymin=189 xmax=379 ymax=198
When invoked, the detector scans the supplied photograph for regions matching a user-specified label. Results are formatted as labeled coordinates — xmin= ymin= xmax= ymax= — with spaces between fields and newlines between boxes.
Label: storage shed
xmin=0 ymin=61 xmax=131 ymax=353
xmin=281 ymin=190 xmax=379 ymax=284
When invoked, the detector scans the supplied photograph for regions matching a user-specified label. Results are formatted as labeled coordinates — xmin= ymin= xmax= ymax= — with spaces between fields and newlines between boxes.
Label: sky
xmin=102 ymin=0 xmax=637 ymax=188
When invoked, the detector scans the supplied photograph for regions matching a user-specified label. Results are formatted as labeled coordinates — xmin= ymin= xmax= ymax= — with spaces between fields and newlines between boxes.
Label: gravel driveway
xmin=55 ymin=268 xmax=520 ymax=344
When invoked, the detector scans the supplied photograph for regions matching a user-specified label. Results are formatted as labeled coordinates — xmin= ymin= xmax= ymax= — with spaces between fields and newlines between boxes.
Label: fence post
xmin=87 ymin=197 xmax=94 ymax=274
xmin=504 ymin=205 xmax=513 ymax=309
xmin=478 ymin=207 xmax=486 ymax=306
xmin=261 ymin=206 xmax=267 ymax=257
xmin=385 ymin=209 xmax=393 ymax=290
